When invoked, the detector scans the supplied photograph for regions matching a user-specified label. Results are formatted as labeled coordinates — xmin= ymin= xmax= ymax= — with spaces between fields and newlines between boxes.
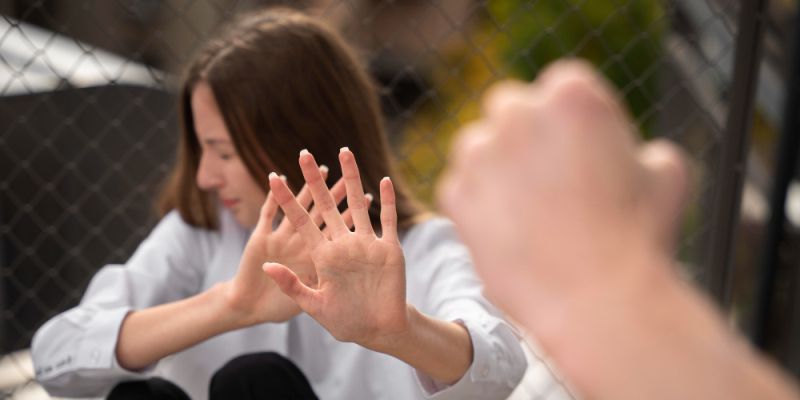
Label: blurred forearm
xmin=536 ymin=256 xmax=799 ymax=400
xmin=115 ymin=283 xmax=242 ymax=370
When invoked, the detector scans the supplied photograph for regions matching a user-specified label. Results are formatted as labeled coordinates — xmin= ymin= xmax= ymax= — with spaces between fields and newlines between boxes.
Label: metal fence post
xmin=752 ymin=9 xmax=800 ymax=352
xmin=704 ymin=0 xmax=767 ymax=307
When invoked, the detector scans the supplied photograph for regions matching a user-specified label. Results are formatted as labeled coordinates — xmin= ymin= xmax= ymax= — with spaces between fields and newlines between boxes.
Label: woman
xmin=32 ymin=8 xmax=526 ymax=400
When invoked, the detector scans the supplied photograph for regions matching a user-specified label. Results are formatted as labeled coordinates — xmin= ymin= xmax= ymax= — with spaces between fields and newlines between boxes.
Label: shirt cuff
xmin=80 ymin=307 xmax=135 ymax=370
xmin=415 ymin=316 xmax=527 ymax=399
xmin=33 ymin=305 xmax=154 ymax=398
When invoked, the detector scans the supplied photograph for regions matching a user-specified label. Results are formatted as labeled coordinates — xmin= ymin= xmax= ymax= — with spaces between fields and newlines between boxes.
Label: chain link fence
xmin=0 ymin=0 xmax=795 ymax=398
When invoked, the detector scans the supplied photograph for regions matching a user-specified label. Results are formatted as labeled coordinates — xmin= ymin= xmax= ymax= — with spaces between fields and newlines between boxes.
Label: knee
xmin=210 ymin=352 xmax=303 ymax=395
xmin=107 ymin=378 xmax=189 ymax=400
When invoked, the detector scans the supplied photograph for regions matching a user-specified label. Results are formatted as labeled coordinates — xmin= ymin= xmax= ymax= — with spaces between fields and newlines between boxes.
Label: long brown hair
xmin=159 ymin=8 xmax=425 ymax=231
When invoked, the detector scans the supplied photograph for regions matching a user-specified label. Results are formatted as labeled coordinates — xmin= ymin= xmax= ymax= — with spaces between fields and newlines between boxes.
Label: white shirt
xmin=31 ymin=210 xmax=527 ymax=400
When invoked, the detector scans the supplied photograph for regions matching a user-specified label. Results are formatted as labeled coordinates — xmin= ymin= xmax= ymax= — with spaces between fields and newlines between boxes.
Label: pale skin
xmin=115 ymin=82 xmax=362 ymax=370
xmin=438 ymin=59 xmax=799 ymax=399
xmin=263 ymin=148 xmax=473 ymax=385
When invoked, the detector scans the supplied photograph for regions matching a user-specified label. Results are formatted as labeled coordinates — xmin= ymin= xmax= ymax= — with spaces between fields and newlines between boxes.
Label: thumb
xmin=262 ymin=262 xmax=317 ymax=312
xmin=638 ymin=139 xmax=690 ymax=253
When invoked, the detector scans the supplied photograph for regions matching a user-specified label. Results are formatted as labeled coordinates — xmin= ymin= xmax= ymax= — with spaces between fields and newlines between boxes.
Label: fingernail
xmin=280 ymin=174 xmax=287 ymax=181
xmin=382 ymin=176 xmax=391 ymax=182
xmin=365 ymin=193 xmax=374 ymax=202
xmin=320 ymin=165 xmax=329 ymax=173
xmin=340 ymin=147 xmax=349 ymax=153
xmin=300 ymin=148 xmax=309 ymax=156
xmin=269 ymin=172 xmax=278 ymax=179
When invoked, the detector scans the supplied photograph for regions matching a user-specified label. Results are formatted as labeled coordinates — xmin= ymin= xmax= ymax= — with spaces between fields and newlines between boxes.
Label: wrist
xmin=537 ymin=255 xmax=749 ymax=399
xmin=362 ymin=304 xmax=417 ymax=355
xmin=368 ymin=305 xmax=473 ymax=384
xmin=210 ymin=281 xmax=256 ymax=330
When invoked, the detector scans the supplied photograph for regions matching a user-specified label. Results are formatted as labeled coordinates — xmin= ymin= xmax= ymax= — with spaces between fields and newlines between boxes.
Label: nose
xmin=196 ymin=152 xmax=223 ymax=190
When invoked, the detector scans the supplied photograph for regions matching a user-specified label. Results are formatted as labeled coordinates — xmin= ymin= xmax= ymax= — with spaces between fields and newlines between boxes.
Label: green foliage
xmin=488 ymin=0 xmax=666 ymax=135
xmin=398 ymin=0 xmax=668 ymax=205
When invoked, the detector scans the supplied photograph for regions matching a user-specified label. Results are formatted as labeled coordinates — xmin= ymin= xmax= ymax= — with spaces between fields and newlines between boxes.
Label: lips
xmin=221 ymin=198 xmax=240 ymax=208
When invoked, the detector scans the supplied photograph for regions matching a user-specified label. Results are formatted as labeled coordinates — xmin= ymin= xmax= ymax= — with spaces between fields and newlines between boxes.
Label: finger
xmin=330 ymin=176 xmax=348 ymax=207
xmin=339 ymin=147 xmax=374 ymax=235
xmin=379 ymin=177 xmax=398 ymax=243
xmin=308 ymin=177 xmax=347 ymax=229
xmin=298 ymin=165 xmax=328 ymax=209
xmin=638 ymin=139 xmax=690 ymax=252
xmin=436 ymin=169 xmax=465 ymax=226
xmin=537 ymin=59 xmax=601 ymax=87
xmin=341 ymin=193 xmax=372 ymax=231
xmin=299 ymin=149 xmax=349 ymax=237
xmin=254 ymin=187 xmax=279 ymax=234
xmin=448 ymin=121 xmax=494 ymax=173
xmin=262 ymin=262 xmax=318 ymax=314
xmin=269 ymin=172 xmax=325 ymax=249
xmin=278 ymin=166 xmax=329 ymax=233
xmin=483 ymin=80 xmax=534 ymax=122
xmin=537 ymin=59 xmax=630 ymax=132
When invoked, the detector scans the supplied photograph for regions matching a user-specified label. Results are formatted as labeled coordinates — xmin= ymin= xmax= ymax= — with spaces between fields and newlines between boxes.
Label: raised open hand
xmin=262 ymin=148 xmax=408 ymax=352
xmin=224 ymin=167 xmax=371 ymax=326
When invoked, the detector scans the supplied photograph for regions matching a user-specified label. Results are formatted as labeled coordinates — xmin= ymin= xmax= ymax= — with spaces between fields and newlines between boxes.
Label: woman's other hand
xmin=224 ymin=166 xmax=369 ymax=326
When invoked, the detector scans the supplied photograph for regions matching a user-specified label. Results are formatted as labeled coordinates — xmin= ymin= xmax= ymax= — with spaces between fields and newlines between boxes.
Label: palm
xmin=309 ymin=236 xmax=406 ymax=344
xmin=231 ymin=226 xmax=308 ymax=323
xmin=264 ymin=149 xmax=409 ymax=351
xmin=227 ymin=171 xmax=348 ymax=325
xmin=257 ymin=225 xmax=314 ymax=284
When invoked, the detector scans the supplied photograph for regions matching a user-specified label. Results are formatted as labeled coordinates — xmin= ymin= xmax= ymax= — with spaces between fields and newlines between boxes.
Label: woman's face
xmin=191 ymin=81 xmax=266 ymax=228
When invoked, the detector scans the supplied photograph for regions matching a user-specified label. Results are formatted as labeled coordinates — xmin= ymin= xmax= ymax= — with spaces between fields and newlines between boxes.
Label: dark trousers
xmin=107 ymin=352 xmax=318 ymax=400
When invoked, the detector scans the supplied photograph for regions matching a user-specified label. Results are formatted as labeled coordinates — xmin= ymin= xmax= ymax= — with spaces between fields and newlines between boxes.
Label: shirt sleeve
xmin=31 ymin=211 xmax=215 ymax=397
xmin=404 ymin=219 xmax=528 ymax=400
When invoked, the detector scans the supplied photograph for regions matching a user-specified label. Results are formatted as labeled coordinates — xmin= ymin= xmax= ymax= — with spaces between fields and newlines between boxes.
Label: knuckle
xmin=539 ymin=58 xmax=598 ymax=86
xmin=550 ymin=76 xmax=598 ymax=103
xmin=484 ymin=80 xmax=529 ymax=115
